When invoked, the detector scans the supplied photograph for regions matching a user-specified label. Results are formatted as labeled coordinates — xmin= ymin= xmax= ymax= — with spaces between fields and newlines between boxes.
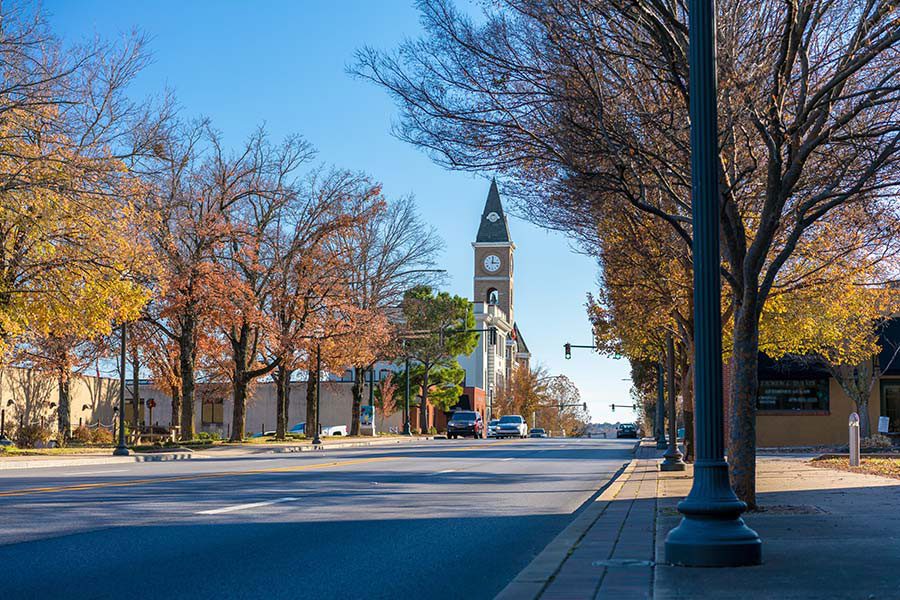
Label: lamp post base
xmin=112 ymin=446 xmax=131 ymax=456
xmin=656 ymin=437 xmax=668 ymax=450
xmin=665 ymin=463 xmax=762 ymax=566
xmin=665 ymin=515 xmax=761 ymax=566
xmin=661 ymin=447 xmax=687 ymax=471
xmin=402 ymin=422 xmax=411 ymax=435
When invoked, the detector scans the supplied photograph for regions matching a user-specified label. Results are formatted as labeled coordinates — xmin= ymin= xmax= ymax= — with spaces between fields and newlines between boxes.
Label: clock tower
xmin=473 ymin=179 xmax=515 ymax=323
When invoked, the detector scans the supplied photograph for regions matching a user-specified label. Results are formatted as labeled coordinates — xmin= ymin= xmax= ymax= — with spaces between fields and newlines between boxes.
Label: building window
xmin=202 ymin=398 xmax=225 ymax=425
xmin=487 ymin=288 xmax=499 ymax=305
xmin=756 ymin=379 xmax=829 ymax=412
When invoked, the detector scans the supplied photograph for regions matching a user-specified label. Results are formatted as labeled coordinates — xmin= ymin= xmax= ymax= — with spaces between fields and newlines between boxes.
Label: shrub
xmin=862 ymin=433 xmax=893 ymax=451
xmin=72 ymin=425 xmax=93 ymax=444
xmin=428 ymin=426 xmax=437 ymax=435
xmin=91 ymin=427 xmax=113 ymax=445
xmin=16 ymin=423 xmax=53 ymax=448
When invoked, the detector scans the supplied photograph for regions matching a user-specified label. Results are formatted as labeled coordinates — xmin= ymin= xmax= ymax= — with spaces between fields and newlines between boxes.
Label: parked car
xmin=496 ymin=415 xmax=528 ymax=438
xmin=528 ymin=428 xmax=548 ymax=438
xmin=250 ymin=430 xmax=276 ymax=438
xmin=487 ymin=419 xmax=500 ymax=438
xmin=289 ymin=422 xmax=348 ymax=436
xmin=0 ymin=435 xmax=13 ymax=447
xmin=616 ymin=423 xmax=638 ymax=439
xmin=447 ymin=410 xmax=483 ymax=439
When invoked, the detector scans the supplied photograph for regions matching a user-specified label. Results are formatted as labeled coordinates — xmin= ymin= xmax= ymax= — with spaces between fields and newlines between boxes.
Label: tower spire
xmin=476 ymin=179 xmax=512 ymax=243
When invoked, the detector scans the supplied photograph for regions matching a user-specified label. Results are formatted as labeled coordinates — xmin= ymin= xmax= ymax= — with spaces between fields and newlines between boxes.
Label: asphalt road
xmin=0 ymin=438 xmax=634 ymax=600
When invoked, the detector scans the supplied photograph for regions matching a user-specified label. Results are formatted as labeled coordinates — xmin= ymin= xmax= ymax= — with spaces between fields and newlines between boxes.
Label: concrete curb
xmin=272 ymin=436 xmax=435 ymax=453
xmin=494 ymin=458 xmax=639 ymax=600
xmin=0 ymin=452 xmax=197 ymax=470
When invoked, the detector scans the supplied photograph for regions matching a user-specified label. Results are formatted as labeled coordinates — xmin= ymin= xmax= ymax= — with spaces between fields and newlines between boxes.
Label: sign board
xmin=146 ymin=399 xmax=156 ymax=409
xmin=360 ymin=405 xmax=374 ymax=427
xmin=878 ymin=416 xmax=890 ymax=434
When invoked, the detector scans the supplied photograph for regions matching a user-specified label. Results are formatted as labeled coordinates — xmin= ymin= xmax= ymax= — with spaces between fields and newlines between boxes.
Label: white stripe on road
xmin=196 ymin=497 xmax=299 ymax=515
xmin=429 ymin=469 xmax=457 ymax=475
xmin=68 ymin=469 xmax=130 ymax=476
xmin=500 ymin=458 xmax=514 ymax=462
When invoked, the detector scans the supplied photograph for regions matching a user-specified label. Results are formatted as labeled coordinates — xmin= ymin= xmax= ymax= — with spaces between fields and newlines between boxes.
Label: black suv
xmin=447 ymin=411 xmax=483 ymax=439
xmin=616 ymin=423 xmax=638 ymax=439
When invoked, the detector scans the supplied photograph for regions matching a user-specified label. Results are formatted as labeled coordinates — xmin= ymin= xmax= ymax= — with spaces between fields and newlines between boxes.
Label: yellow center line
xmin=0 ymin=439 xmax=522 ymax=499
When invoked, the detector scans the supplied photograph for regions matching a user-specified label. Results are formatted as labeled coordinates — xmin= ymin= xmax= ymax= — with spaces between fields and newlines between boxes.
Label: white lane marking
xmin=500 ymin=458 xmax=514 ymax=462
xmin=68 ymin=469 xmax=129 ymax=476
xmin=196 ymin=496 xmax=299 ymax=515
xmin=429 ymin=469 xmax=457 ymax=475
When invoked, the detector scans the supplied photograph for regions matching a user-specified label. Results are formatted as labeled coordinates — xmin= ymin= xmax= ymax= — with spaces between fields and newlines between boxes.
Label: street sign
xmin=878 ymin=416 xmax=890 ymax=434
xmin=146 ymin=399 xmax=156 ymax=409
xmin=360 ymin=405 xmax=374 ymax=427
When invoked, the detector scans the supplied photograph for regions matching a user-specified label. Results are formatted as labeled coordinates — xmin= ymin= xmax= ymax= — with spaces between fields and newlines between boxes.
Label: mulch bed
xmin=810 ymin=456 xmax=900 ymax=480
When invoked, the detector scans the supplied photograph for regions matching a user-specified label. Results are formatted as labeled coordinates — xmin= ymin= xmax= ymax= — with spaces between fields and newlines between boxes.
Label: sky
xmin=44 ymin=0 xmax=634 ymax=424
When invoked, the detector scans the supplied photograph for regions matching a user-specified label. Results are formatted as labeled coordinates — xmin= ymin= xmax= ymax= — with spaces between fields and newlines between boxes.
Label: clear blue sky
xmin=45 ymin=0 xmax=633 ymax=425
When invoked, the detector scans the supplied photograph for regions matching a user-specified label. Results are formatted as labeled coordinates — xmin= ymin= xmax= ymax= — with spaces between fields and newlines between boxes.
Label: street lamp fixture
xmin=664 ymin=0 xmax=761 ymax=566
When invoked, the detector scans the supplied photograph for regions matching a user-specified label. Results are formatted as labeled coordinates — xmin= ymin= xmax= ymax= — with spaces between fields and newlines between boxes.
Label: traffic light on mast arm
xmin=564 ymin=343 xmax=572 ymax=359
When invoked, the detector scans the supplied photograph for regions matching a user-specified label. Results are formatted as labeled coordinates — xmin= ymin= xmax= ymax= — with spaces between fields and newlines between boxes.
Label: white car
xmin=289 ymin=422 xmax=348 ymax=436
xmin=495 ymin=415 xmax=528 ymax=438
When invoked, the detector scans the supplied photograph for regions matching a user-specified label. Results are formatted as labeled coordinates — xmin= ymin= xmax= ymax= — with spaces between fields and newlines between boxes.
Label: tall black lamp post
xmin=664 ymin=0 xmax=761 ymax=566
xmin=661 ymin=334 xmax=686 ymax=471
xmin=113 ymin=323 xmax=131 ymax=456
xmin=403 ymin=356 xmax=412 ymax=435
xmin=655 ymin=361 xmax=667 ymax=449
xmin=312 ymin=341 xmax=323 ymax=446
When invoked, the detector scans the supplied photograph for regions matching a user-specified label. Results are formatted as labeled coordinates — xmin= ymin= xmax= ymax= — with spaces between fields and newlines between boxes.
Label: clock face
xmin=483 ymin=254 xmax=501 ymax=272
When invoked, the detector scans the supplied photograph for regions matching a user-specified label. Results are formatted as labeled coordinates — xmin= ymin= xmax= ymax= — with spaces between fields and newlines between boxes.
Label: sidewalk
xmin=0 ymin=451 xmax=195 ymax=470
xmin=655 ymin=456 xmax=900 ymax=599
xmin=498 ymin=440 xmax=900 ymax=599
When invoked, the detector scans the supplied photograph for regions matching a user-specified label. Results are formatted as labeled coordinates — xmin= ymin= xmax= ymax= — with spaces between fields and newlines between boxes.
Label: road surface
xmin=0 ymin=438 xmax=634 ymax=599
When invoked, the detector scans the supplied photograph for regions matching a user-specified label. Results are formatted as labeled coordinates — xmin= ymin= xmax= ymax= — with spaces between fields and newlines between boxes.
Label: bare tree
xmin=355 ymin=0 xmax=900 ymax=506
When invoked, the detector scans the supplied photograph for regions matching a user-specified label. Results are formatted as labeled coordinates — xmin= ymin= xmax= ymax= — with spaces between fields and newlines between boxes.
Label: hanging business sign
xmin=878 ymin=416 xmax=890 ymax=434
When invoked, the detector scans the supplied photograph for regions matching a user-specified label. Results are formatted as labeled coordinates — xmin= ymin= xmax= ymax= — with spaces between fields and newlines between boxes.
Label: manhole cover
xmin=591 ymin=559 xmax=655 ymax=568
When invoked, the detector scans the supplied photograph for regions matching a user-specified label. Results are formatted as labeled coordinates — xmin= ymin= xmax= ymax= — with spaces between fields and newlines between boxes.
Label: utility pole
xmin=664 ymin=0 xmax=761 ymax=566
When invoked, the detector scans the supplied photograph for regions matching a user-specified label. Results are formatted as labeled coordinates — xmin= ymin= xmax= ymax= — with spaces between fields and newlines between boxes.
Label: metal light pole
xmin=368 ymin=367 xmax=376 ymax=436
xmin=661 ymin=334 xmax=686 ymax=471
xmin=656 ymin=361 xmax=667 ymax=449
xmin=113 ymin=323 xmax=131 ymax=456
xmin=312 ymin=341 xmax=323 ymax=446
xmin=665 ymin=0 xmax=761 ymax=566
xmin=403 ymin=356 xmax=411 ymax=435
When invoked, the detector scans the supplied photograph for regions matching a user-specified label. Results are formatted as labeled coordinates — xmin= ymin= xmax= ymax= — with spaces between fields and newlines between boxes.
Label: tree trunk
xmin=57 ymin=367 xmax=71 ymax=440
xmin=170 ymin=386 xmax=181 ymax=431
xmin=275 ymin=364 xmax=292 ymax=440
xmin=230 ymin=351 xmax=248 ymax=442
xmin=306 ymin=366 xmax=318 ymax=437
xmin=350 ymin=367 xmax=364 ymax=436
xmin=729 ymin=304 xmax=760 ymax=509
xmin=420 ymin=367 xmax=430 ymax=433
xmin=178 ymin=314 xmax=196 ymax=441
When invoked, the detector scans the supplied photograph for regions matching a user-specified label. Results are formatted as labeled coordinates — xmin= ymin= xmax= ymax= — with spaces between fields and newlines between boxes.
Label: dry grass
xmin=810 ymin=456 xmax=900 ymax=480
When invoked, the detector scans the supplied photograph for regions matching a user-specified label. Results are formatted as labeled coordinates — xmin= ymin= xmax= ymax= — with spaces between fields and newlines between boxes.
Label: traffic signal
xmin=564 ymin=343 xmax=572 ymax=359
xmin=583 ymin=402 xmax=588 ymax=412
xmin=610 ymin=403 xmax=615 ymax=412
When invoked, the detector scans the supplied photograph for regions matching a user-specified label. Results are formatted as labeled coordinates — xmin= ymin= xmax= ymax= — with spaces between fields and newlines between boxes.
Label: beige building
xmin=0 ymin=365 xmax=402 ymax=439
